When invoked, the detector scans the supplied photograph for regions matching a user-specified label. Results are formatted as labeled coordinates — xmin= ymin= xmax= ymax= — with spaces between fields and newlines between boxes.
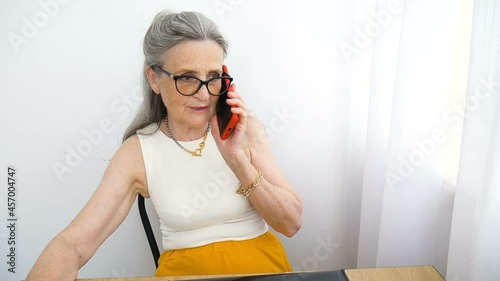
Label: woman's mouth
xmin=191 ymin=106 xmax=208 ymax=111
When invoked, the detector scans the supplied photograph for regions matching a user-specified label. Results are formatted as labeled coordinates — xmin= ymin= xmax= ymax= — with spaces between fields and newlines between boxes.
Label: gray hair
xmin=122 ymin=10 xmax=228 ymax=142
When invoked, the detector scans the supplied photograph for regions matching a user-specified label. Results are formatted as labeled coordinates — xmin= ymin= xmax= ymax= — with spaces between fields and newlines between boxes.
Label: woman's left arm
xmin=211 ymin=87 xmax=302 ymax=237
xmin=235 ymin=114 xmax=302 ymax=237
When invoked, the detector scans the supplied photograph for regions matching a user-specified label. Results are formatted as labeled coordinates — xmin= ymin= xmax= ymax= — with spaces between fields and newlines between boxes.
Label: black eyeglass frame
xmin=151 ymin=64 xmax=233 ymax=96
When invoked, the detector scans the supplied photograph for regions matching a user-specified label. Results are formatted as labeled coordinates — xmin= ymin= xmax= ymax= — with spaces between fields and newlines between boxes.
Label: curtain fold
xmin=447 ymin=0 xmax=500 ymax=280
xmin=344 ymin=0 xmax=500 ymax=279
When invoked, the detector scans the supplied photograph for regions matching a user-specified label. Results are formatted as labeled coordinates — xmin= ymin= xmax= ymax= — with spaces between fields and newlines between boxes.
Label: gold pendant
xmin=192 ymin=149 xmax=202 ymax=156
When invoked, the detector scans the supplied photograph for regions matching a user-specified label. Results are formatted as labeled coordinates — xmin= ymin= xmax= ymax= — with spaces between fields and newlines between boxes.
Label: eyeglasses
xmin=151 ymin=65 xmax=233 ymax=96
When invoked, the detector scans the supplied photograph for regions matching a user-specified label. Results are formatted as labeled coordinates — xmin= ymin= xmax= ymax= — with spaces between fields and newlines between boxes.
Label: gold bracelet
xmin=236 ymin=170 xmax=263 ymax=197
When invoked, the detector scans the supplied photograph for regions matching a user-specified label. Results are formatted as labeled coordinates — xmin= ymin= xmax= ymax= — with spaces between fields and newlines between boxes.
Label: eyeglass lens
xmin=176 ymin=77 xmax=231 ymax=96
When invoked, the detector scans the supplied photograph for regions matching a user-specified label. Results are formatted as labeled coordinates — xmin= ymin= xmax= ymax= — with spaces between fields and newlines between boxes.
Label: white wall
xmin=0 ymin=0 xmax=353 ymax=280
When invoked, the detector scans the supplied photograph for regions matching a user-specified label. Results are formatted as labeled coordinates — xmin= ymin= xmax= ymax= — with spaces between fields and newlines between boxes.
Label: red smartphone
xmin=216 ymin=65 xmax=238 ymax=140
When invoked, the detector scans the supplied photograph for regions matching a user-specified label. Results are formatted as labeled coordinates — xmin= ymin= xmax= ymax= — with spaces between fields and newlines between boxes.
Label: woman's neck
xmin=163 ymin=118 xmax=209 ymax=141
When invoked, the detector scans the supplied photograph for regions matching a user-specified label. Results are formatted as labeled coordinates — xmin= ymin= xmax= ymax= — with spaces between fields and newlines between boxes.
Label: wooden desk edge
xmin=344 ymin=265 xmax=445 ymax=281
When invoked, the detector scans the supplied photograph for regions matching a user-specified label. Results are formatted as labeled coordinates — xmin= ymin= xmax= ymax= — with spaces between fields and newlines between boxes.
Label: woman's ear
xmin=146 ymin=66 xmax=161 ymax=94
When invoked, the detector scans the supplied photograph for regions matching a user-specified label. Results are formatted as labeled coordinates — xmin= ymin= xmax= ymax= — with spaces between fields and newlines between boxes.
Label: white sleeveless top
xmin=137 ymin=123 xmax=268 ymax=251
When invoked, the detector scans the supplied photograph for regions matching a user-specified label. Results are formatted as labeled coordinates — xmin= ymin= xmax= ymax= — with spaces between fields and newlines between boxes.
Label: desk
xmin=344 ymin=265 xmax=444 ymax=281
xmin=76 ymin=265 xmax=444 ymax=281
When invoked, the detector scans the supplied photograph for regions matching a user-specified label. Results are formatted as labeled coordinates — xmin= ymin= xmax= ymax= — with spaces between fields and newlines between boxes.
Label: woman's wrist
xmin=227 ymin=149 xmax=259 ymax=187
xmin=236 ymin=170 xmax=263 ymax=197
xmin=225 ymin=143 xmax=251 ymax=170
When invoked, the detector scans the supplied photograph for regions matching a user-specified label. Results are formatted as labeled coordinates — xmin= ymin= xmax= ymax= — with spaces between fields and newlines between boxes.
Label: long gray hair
xmin=122 ymin=10 xmax=228 ymax=142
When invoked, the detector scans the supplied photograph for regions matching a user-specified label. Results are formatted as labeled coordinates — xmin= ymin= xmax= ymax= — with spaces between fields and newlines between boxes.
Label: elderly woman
xmin=26 ymin=10 xmax=302 ymax=280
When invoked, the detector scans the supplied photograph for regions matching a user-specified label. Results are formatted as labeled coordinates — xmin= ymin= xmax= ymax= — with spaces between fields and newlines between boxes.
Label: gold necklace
xmin=165 ymin=115 xmax=210 ymax=156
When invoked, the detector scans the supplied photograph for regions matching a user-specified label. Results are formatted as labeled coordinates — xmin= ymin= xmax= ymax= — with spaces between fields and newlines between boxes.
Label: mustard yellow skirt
xmin=154 ymin=232 xmax=292 ymax=276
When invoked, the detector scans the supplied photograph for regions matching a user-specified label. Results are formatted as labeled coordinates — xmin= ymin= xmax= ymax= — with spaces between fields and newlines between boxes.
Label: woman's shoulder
xmin=137 ymin=122 xmax=160 ymax=135
xmin=246 ymin=111 xmax=266 ymax=131
xmin=245 ymin=111 xmax=269 ymax=148
xmin=115 ymin=134 xmax=149 ymax=197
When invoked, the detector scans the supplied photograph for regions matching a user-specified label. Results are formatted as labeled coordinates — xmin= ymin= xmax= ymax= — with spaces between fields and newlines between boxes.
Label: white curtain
xmin=342 ymin=0 xmax=500 ymax=280
xmin=447 ymin=0 xmax=500 ymax=280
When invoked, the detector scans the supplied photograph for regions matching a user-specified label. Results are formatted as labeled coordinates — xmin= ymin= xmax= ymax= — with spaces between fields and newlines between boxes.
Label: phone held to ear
xmin=216 ymin=65 xmax=239 ymax=140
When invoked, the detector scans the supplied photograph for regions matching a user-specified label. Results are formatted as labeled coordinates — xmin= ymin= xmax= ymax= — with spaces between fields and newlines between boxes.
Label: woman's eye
xmin=179 ymin=76 xmax=197 ymax=82
xmin=209 ymin=73 xmax=221 ymax=79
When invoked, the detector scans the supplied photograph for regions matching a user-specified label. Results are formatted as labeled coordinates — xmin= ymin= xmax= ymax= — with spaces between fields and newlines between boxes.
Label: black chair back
xmin=137 ymin=194 xmax=160 ymax=268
